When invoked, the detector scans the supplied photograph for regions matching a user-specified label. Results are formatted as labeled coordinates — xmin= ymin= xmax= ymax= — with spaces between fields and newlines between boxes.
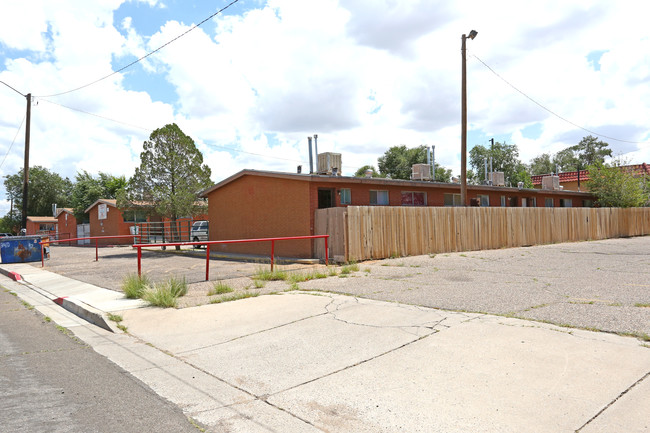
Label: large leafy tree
xmin=354 ymin=165 xmax=381 ymax=178
xmin=3 ymin=166 xmax=72 ymax=217
xmin=71 ymin=171 xmax=127 ymax=222
xmin=377 ymin=145 xmax=428 ymax=180
xmin=469 ymin=141 xmax=532 ymax=187
xmin=124 ymin=124 xmax=212 ymax=240
xmin=587 ymin=161 xmax=649 ymax=207
xmin=529 ymin=153 xmax=555 ymax=175
xmin=548 ymin=136 xmax=612 ymax=172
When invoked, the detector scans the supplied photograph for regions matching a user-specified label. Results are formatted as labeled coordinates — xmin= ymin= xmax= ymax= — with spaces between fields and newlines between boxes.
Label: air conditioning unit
xmin=411 ymin=164 xmax=432 ymax=180
xmin=491 ymin=172 xmax=505 ymax=186
xmin=541 ymin=175 xmax=560 ymax=190
xmin=317 ymin=152 xmax=342 ymax=175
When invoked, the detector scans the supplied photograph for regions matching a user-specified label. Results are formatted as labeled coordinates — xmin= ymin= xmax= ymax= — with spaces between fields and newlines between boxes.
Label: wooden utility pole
xmin=461 ymin=34 xmax=468 ymax=206
xmin=21 ymin=93 xmax=31 ymax=232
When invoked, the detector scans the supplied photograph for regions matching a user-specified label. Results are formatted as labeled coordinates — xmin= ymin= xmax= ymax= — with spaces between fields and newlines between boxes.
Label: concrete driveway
xmin=116 ymin=291 xmax=650 ymax=433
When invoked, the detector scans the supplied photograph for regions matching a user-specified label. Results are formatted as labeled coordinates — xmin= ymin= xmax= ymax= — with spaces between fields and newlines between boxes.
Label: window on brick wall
xmin=401 ymin=191 xmax=426 ymax=206
xmin=477 ymin=194 xmax=489 ymax=207
xmin=370 ymin=190 xmax=389 ymax=205
xmin=340 ymin=188 xmax=351 ymax=205
xmin=560 ymin=198 xmax=572 ymax=207
xmin=444 ymin=193 xmax=462 ymax=206
xmin=545 ymin=198 xmax=554 ymax=207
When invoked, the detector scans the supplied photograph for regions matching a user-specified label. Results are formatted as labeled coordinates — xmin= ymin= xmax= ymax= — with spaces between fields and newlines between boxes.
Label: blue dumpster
xmin=0 ymin=236 xmax=42 ymax=263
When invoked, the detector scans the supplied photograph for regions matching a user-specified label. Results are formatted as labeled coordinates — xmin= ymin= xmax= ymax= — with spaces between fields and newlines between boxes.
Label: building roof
xmin=201 ymin=169 xmax=593 ymax=197
xmin=531 ymin=163 xmax=649 ymax=186
xmin=55 ymin=207 xmax=75 ymax=217
xmin=26 ymin=216 xmax=58 ymax=223
xmin=84 ymin=199 xmax=118 ymax=213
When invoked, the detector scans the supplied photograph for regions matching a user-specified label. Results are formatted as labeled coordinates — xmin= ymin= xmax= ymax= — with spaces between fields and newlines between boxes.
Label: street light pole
xmin=461 ymin=30 xmax=477 ymax=206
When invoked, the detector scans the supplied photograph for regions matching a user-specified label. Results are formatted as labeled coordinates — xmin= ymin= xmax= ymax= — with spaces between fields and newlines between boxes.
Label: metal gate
xmin=76 ymin=224 xmax=90 ymax=245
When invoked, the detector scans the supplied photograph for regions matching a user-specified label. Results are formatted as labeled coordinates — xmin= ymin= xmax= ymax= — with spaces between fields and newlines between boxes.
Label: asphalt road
xmin=0 ymin=288 xmax=201 ymax=433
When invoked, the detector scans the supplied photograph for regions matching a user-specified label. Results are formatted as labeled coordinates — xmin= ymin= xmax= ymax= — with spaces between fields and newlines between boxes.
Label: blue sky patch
xmin=586 ymin=49 xmax=608 ymax=71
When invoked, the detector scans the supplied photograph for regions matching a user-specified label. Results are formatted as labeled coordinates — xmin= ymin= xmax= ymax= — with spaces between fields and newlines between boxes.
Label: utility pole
xmin=22 ymin=93 xmax=31 ymax=232
xmin=460 ymin=30 xmax=477 ymax=206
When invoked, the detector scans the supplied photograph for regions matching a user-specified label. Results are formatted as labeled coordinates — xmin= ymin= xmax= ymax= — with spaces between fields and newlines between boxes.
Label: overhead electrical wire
xmin=35 ymin=0 xmax=242 ymax=98
xmin=471 ymin=54 xmax=650 ymax=145
xmin=40 ymin=98 xmax=310 ymax=165
xmin=0 ymin=114 xmax=26 ymax=170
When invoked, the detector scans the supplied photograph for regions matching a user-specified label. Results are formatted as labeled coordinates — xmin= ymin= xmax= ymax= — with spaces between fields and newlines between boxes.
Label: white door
xmin=76 ymin=224 xmax=90 ymax=245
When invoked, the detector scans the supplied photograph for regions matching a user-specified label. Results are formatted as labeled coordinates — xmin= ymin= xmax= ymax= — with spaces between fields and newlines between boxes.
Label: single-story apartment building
xmin=25 ymin=216 xmax=58 ymax=236
xmin=200 ymin=169 xmax=595 ymax=258
xmin=531 ymin=163 xmax=649 ymax=191
xmin=55 ymin=208 xmax=77 ymax=241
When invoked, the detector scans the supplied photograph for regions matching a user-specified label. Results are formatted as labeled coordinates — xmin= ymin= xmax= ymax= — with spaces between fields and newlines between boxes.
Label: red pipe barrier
xmin=40 ymin=234 xmax=142 ymax=267
xmin=134 ymin=235 xmax=329 ymax=280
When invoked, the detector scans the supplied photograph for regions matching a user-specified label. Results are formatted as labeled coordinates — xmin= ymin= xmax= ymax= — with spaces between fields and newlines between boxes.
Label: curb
xmin=0 ymin=267 xmax=115 ymax=333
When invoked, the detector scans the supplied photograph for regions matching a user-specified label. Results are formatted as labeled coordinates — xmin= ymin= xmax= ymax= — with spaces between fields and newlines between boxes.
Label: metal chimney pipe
xmin=313 ymin=134 xmax=319 ymax=172
xmin=431 ymin=145 xmax=435 ymax=181
xmin=484 ymin=157 xmax=488 ymax=184
xmin=489 ymin=157 xmax=493 ymax=185
xmin=308 ymin=137 xmax=313 ymax=174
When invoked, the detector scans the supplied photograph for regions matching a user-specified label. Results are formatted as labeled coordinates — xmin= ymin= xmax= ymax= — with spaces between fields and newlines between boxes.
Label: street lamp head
xmin=468 ymin=30 xmax=478 ymax=40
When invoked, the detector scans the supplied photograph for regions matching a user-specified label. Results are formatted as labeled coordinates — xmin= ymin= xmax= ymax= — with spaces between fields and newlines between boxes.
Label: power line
xmin=0 ymin=114 xmax=26 ymax=170
xmin=0 ymin=80 xmax=26 ymax=97
xmin=471 ymin=54 xmax=650 ymax=145
xmin=35 ymin=0 xmax=242 ymax=98
xmin=40 ymin=98 xmax=309 ymax=164
xmin=39 ymin=98 xmax=153 ymax=132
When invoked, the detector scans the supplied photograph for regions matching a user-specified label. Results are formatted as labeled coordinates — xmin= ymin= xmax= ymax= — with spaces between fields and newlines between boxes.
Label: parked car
xmin=190 ymin=220 xmax=209 ymax=248
xmin=0 ymin=233 xmax=13 ymax=237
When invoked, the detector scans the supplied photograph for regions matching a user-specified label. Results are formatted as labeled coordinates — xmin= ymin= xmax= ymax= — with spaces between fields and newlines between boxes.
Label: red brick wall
xmin=56 ymin=212 xmax=77 ymax=241
xmin=88 ymin=204 xmax=135 ymax=245
xmin=207 ymin=176 xmax=312 ymax=257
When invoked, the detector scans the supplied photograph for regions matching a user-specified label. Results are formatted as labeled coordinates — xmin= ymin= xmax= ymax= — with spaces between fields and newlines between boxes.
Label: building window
xmin=122 ymin=210 xmax=147 ymax=222
xmin=500 ymin=196 xmax=506 ymax=207
xmin=582 ymin=199 xmax=593 ymax=208
xmin=370 ymin=190 xmax=389 ymax=205
xmin=39 ymin=223 xmax=55 ymax=231
xmin=477 ymin=194 xmax=490 ymax=207
xmin=560 ymin=198 xmax=572 ymax=208
xmin=444 ymin=193 xmax=462 ymax=207
xmin=545 ymin=198 xmax=554 ymax=207
xmin=530 ymin=197 xmax=537 ymax=207
xmin=340 ymin=188 xmax=351 ymax=205
xmin=401 ymin=191 xmax=426 ymax=206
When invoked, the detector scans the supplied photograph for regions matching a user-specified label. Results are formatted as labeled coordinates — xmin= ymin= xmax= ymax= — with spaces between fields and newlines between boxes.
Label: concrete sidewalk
xmin=1 ymin=263 xmax=649 ymax=432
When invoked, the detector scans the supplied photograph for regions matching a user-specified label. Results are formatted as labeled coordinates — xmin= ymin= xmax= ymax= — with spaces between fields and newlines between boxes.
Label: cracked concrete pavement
xmin=113 ymin=292 xmax=650 ymax=433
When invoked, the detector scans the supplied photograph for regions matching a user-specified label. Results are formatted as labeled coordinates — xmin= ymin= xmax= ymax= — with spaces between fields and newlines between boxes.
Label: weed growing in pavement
xmin=635 ymin=303 xmax=650 ymax=308
xmin=21 ymin=300 xmax=34 ymax=310
xmin=210 ymin=292 xmax=259 ymax=304
xmin=122 ymin=273 xmax=151 ymax=299
xmin=209 ymin=282 xmax=234 ymax=296
xmin=363 ymin=267 xmax=371 ymax=273
xmin=253 ymin=267 xmax=288 ymax=281
xmin=328 ymin=266 xmax=338 ymax=277
xmin=340 ymin=263 xmax=359 ymax=275
xmin=44 ymin=316 xmax=52 ymax=322
xmin=253 ymin=279 xmax=265 ymax=289
xmin=117 ymin=324 xmax=128 ymax=333
xmin=288 ymin=271 xmax=328 ymax=283
xmin=141 ymin=276 xmax=188 ymax=308
xmin=107 ymin=313 xmax=123 ymax=323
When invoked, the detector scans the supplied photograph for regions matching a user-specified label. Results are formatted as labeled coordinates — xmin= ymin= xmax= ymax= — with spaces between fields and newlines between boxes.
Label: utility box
xmin=0 ymin=236 xmax=43 ymax=263
xmin=317 ymin=152 xmax=342 ymax=175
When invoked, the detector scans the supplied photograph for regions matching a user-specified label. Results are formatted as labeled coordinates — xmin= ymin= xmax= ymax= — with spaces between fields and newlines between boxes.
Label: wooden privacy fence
xmin=315 ymin=206 xmax=650 ymax=262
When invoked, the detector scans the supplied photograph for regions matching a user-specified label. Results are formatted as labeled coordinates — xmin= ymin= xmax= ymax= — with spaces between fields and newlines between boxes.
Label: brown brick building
xmin=201 ymin=169 xmax=595 ymax=258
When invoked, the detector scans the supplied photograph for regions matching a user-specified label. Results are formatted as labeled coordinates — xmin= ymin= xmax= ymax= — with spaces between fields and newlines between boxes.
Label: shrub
xmin=122 ymin=273 xmax=150 ymax=299
xmin=253 ymin=267 xmax=287 ymax=281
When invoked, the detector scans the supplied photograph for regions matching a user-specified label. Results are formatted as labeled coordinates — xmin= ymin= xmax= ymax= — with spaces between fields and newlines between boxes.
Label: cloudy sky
xmin=1 ymin=0 xmax=649 ymax=215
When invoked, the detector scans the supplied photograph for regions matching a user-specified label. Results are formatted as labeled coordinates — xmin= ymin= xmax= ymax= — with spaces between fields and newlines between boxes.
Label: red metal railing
xmin=133 ymin=235 xmax=329 ymax=281
xmin=41 ymin=235 xmax=142 ymax=267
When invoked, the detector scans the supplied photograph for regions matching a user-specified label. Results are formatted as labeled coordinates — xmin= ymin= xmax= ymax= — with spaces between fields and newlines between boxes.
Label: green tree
xmin=354 ymin=165 xmax=381 ymax=178
xmin=586 ymin=161 xmax=649 ymax=207
xmin=124 ymin=124 xmax=212 ymax=244
xmin=434 ymin=164 xmax=452 ymax=183
xmin=71 ymin=171 xmax=126 ymax=222
xmin=469 ymin=141 xmax=531 ymax=187
xmin=3 ymin=166 xmax=72 ymax=217
xmin=529 ymin=153 xmax=555 ymax=175
xmin=377 ymin=145 xmax=428 ymax=180
xmin=552 ymin=136 xmax=612 ymax=172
